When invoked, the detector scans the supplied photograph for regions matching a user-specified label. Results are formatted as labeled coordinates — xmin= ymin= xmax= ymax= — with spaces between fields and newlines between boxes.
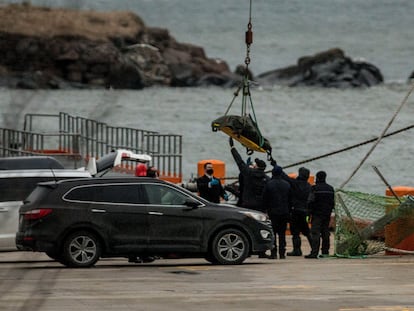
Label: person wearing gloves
xmin=196 ymin=162 xmax=228 ymax=203
xmin=229 ymin=137 xmax=269 ymax=212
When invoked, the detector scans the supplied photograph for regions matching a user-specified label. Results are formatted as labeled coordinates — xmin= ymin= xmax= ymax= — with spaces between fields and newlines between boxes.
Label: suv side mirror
xmin=184 ymin=199 xmax=200 ymax=209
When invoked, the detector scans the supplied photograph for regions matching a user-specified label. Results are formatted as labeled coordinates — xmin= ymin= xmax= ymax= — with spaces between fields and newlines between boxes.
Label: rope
xmin=339 ymin=81 xmax=414 ymax=189
xmin=241 ymin=0 xmax=267 ymax=152
xmin=223 ymin=84 xmax=242 ymax=116
xmin=222 ymin=122 xmax=414 ymax=180
xmin=282 ymin=123 xmax=414 ymax=169
xmin=383 ymin=247 xmax=414 ymax=255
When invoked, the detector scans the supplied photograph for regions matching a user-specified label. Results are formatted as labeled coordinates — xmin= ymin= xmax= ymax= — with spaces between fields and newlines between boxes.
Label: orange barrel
xmin=197 ymin=159 xmax=225 ymax=184
xmin=384 ymin=186 xmax=414 ymax=255
xmin=386 ymin=186 xmax=414 ymax=197
xmin=287 ymin=172 xmax=315 ymax=185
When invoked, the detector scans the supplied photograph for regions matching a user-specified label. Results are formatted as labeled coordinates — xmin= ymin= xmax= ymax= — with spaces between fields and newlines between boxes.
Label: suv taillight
xmin=23 ymin=209 xmax=53 ymax=220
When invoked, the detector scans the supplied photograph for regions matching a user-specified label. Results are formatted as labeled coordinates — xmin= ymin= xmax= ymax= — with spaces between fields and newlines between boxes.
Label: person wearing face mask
xmin=196 ymin=162 xmax=228 ymax=203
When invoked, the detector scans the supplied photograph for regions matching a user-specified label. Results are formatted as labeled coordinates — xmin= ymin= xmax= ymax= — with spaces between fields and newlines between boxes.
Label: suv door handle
xmin=0 ymin=207 xmax=8 ymax=212
xmin=148 ymin=211 xmax=163 ymax=216
xmin=91 ymin=209 xmax=106 ymax=213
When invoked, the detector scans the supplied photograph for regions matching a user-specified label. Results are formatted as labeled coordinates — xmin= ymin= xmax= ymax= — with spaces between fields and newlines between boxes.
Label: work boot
xmin=304 ymin=254 xmax=318 ymax=259
xmin=258 ymin=252 xmax=268 ymax=258
xmin=268 ymin=249 xmax=277 ymax=259
xmin=287 ymin=235 xmax=302 ymax=256
xmin=287 ymin=250 xmax=302 ymax=256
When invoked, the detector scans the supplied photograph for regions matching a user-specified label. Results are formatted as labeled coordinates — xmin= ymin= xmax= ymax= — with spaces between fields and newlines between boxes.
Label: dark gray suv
xmin=16 ymin=177 xmax=274 ymax=267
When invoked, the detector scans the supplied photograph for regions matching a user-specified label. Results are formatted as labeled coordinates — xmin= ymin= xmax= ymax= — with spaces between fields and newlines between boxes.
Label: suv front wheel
xmin=211 ymin=228 xmax=249 ymax=265
xmin=62 ymin=230 xmax=101 ymax=268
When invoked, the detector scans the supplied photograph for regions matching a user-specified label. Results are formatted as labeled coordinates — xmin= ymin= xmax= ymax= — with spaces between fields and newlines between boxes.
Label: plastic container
xmin=197 ymin=159 xmax=225 ymax=184
xmin=385 ymin=186 xmax=414 ymax=255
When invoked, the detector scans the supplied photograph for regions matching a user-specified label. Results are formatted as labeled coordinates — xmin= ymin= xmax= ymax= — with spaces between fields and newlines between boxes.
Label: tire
xmin=62 ymin=230 xmax=101 ymax=268
xmin=211 ymin=228 xmax=249 ymax=265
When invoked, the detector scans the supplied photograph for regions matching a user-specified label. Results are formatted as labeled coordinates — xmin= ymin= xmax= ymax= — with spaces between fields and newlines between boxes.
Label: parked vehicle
xmin=0 ymin=156 xmax=65 ymax=170
xmin=16 ymin=177 xmax=274 ymax=267
xmin=0 ymin=164 xmax=90 ymax=251
xmin=0 ymin=150 xmax=151 ymax=251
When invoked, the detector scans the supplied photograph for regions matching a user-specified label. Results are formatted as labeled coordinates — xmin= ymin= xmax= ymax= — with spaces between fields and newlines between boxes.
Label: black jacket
xmin=196 ymin=174 xmax=225 ymax=203
xmin=263 ymin=175 xmax=291 ymax=216
xmin=282 ymin=172 xmax=311 ymax=215
xmin=231 ymin=147 xmax=269 ymax=211
xmin=309 ymin=181 xmax=335 ymax=217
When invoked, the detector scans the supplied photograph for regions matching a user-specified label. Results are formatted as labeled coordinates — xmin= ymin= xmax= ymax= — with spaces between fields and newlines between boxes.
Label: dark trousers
xmin=269 ymin=214 xmax=289 ymax=256
xmin=310 ymin=215 xmax=331 ymax=256
xmin=289 ymin=212 xmax=312 ymax=250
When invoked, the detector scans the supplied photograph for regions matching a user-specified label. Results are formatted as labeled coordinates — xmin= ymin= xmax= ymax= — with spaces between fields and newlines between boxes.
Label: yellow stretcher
xmin=212 ymin=115 xmax=272 ymax=154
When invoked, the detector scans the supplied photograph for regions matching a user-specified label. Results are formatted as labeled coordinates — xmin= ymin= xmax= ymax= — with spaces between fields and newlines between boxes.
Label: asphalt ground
xmin=1 ymin=237 xmax=414 ymax=311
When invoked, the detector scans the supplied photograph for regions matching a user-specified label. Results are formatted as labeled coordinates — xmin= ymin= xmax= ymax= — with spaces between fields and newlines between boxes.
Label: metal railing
xmin=1 ymin=113 xmax=183 ymax=181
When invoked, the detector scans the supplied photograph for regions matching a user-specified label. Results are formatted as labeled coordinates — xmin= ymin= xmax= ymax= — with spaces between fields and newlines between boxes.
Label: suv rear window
xmin=64 ymin=184 xmax=143 ymax=204
xmin=24 ymin=184 xmax=54 ymax=204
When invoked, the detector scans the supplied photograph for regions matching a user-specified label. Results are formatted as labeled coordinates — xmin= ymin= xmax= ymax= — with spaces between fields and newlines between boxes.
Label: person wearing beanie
xmin=281 ymin=167 xmax=313 ymax=257
xmin=263 ymin=165 xmax=291 ymax=259
xmin=229 ymin=137 xmax=270 ymax=212
xmin=254 ymin=158 xmax=267 ymax=170
xmin=305 ymin=171 xmax=335 ymax=259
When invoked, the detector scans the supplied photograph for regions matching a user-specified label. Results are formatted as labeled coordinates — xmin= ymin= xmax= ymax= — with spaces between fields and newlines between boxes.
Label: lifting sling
xmin=211 ymin=0 xmax=272 ymax=158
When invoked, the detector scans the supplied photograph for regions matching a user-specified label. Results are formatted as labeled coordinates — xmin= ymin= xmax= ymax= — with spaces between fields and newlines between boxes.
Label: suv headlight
xmin=241 ymin=211 xmax=269 ymax=222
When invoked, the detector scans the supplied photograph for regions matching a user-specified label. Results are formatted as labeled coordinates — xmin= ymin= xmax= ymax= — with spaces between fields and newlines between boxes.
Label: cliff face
xmin=0 ymin=4 xmax=239 ymax=89
xmin=0 ymin=4 xmax=389 ymax=89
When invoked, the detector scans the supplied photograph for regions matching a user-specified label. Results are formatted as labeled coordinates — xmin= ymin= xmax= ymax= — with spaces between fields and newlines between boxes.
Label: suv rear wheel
xmin=62 ymin=231 xmax=101 ymax=268
xmin=211 ymin=228 xmax=249 ymax=265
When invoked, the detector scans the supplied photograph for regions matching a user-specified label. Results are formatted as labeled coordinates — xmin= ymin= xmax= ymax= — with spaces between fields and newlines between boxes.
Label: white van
xmin=0 ymin=150 xmax=151 ymax=251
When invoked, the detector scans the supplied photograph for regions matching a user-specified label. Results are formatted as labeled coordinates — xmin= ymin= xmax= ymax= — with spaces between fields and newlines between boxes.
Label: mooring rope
xmin=383 ymin=247 xmax=414 ymax=255
xmin=339 ymin=81 xmax=414 ymax=189
xmin=282 ymin=123 xmax=414 ymax=169
xmin=222 ymin=122 xmax=414 ymax=181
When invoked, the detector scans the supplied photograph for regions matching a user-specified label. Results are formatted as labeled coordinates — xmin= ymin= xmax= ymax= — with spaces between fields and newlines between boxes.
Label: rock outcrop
xmin=256 ymin=48 xmax=384 ymax=88
xmin=0 ymin=4 xmax=239 ymax=89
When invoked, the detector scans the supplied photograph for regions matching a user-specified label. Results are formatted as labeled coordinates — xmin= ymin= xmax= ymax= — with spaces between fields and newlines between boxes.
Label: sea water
xmin=1 ymin=0 xmax=414 ymax=194
xmin=1 ymin=84 xmax=413 ymax=195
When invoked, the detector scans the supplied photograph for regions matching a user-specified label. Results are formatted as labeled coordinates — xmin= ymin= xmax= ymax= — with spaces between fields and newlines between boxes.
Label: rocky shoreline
xmin=0 ymin=4 xmax=406 ymax=90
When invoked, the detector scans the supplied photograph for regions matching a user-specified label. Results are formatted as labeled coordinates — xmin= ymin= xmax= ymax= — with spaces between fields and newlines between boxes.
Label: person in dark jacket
xmin=196 ymin=162 xmax=228 ymax=203
xmin=282 ymin=167 xmax=312 ymax=256
xmin=229 ymin=137 xmax=269 ymax=212
xmin=305 ymin=171 xmax=335 ymax=259
xmin=263 ymin=165 xmax=291 ymax=259
xmin=236 ymin=157 xmax=252 ymax=207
